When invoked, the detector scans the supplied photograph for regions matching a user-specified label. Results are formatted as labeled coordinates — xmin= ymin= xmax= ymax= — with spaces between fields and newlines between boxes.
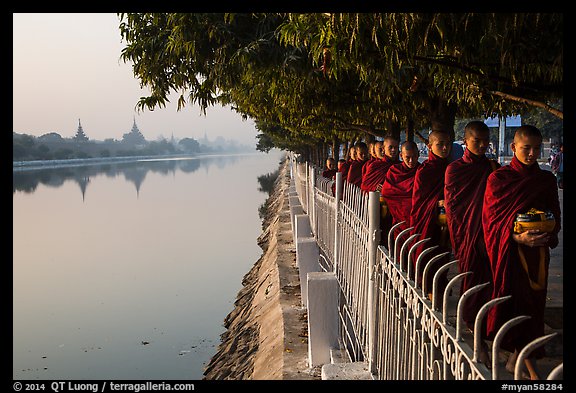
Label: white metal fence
xmin=290 ymin=154 xmax=563 ymax=380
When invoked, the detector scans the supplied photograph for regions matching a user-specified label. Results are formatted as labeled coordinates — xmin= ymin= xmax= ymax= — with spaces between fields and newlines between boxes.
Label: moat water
xmin=13 ymin=150 xmax=285 ymax=380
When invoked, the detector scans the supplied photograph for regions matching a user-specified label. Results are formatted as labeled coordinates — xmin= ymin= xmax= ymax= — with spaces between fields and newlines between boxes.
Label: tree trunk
xmin=365 ymin=133 xmax=376 ymax=144
xmin=405 ymin=118 xmax=414 ymax=142
xmin=332 ymin=138 xmax=339 ymax=159
xmin=344 ymin=141 xmax=351 ymax=159
xmin=387 ymin=120 xmax=402 ymax=141
xmin=428 ymin=95 xmax=457 ymax=141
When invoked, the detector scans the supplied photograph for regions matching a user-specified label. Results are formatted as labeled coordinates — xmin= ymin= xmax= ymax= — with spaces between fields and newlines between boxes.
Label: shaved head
xmin=383 ymin=135 xmax=400 ymax=144
xmin=401 ymin=140 xmax=419 ymax=153
xmin=382 ymin=135 xmax=400 ymax=160
xmin=374 ymin=141 xmax=384 ymax=159
xmin=514 ymin=125 xmax=543 ymax=143
xmin=400 ymin=140 xmax=419 ymax=168
xmin=511 ymin=125 xmax=543 ymax=167
xmin=354 ymin=141 xmax=369 ymax=161
xmin=464 ymin=121 xmax=490 ymax=138
xmin=464 ymin=121 xmax=490 ymax=156
xmin=428 ymin=130 xmax=451 ymax=159
xmin=428 ymin=130 xmax=451 ymax=144
xmin=348 ymin=145 xmax=356 ymax=159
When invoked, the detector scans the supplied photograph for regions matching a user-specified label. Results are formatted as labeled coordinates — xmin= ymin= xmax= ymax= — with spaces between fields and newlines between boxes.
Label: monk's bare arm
xmin=512 ymin=230 xmax=551 ymax=247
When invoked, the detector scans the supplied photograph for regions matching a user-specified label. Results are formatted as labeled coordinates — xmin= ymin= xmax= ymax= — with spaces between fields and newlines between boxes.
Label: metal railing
xmin=313 ymin=175 xmax=336 ymax=271
xmin=289 ymin=154 xmax=563 ymax=380
xmin=293 ymin=161 xmax=309 ymax=214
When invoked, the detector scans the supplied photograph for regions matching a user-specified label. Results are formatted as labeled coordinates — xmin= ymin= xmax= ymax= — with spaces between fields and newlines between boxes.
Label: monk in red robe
xmin=322 ymin=157 xmax=337 ymax=179
xmin=445 ymin=122 xmax=498 ymax=324
xmin=445 ymin=121 xmax=499 ymax=365
xmin=347 ymin=142 xmax=369 ymax=188
xmin=339 ymin=146 xmax=355 ymax=181
xmin=482 ymin=125 xmax=561 ymax=380
xmin=410 ymin=130 xmax=452 ymax=300
xmin=363 ymin=141 xmax=377 ymax=179
xmin=381 ymin=141 xmax=420 ymax=240
xmin=361 ymin=136 xmax=400 ymax=193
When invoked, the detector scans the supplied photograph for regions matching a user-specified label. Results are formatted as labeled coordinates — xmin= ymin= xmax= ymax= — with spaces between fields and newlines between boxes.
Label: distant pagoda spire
xmin=131 ymin=116 xmax=140 ymax=133
xmin=73 ymin=118 xmax=89 ymax=142
xmin=122 ymin=115 xmax=146 ymax=145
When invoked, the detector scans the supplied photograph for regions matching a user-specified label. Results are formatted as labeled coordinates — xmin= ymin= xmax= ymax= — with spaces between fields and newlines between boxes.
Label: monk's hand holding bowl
xmin=512 ymin=230 xmax=550 ymax=248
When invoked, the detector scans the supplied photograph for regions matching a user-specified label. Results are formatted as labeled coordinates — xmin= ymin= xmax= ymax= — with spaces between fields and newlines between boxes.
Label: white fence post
xmin=302 ymin=162 xmax=310 ymax=215
xmin=296 ymin=237 xmax=321 ymax=308
xmin=367 ymin=191 xmax=381 ymax=375
xmin=310 ymin=166 xmax=317 ymax=238
xmin=333 ymin=172 xmax=343 ymax=274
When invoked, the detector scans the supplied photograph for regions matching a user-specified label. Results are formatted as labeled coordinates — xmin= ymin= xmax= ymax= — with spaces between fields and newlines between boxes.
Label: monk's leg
xmin=524 ymin=358 xmax=541 ymax=380
xmin=506 ymin=350 xmax=538 ymax=379
xmin=505 ymin=350 xmax=518 ymax=373
xmin=479 ymin=340 xmax=490 ymax=367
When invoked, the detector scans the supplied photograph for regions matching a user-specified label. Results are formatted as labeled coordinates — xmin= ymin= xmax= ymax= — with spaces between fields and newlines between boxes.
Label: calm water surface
xmin=13 ymin=150 xmax=285 ymax=380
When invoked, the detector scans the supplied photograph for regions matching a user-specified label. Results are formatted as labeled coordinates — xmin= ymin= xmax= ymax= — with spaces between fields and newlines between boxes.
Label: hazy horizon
xmin=13 ymin=13 xmax=259 ymax=146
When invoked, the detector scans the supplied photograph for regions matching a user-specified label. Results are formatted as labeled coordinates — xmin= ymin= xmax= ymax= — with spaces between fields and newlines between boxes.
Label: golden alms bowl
xmin=380 ymin=196 xmax=388 ymax=218
xmin=514 ymin=208 xmax=555 ymax=233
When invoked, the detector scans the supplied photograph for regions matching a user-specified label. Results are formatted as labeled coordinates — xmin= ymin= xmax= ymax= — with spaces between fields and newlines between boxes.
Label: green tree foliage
xmin=118 ymin=13 xmax=562 ymax=152
xmin=53 ymin=148 xmax=75 ymax=160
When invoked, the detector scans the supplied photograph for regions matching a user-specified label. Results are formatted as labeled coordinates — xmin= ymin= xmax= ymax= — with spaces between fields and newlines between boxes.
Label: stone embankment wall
xmin=203 ymin=157 xmax=320 ymax=380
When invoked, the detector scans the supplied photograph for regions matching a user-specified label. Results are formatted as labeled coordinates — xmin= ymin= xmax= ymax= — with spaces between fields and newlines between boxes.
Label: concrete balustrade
xmin=306 ymin=272 xmax=339 ymax=367
xmin=288 ymin=195 xmax=304 ymax=237
xmin=295 ymin=237 xmax=320 ymax=308
xmin=294 ymin=214 xmax=313 ymax=239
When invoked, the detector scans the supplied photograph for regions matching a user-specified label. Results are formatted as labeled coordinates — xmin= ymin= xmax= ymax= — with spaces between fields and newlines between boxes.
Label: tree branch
xmin=415 ymin=131 xmax=428 ymax=144
xmin=411 ymin=55 xmax=561 ymax=95
xmin=489 ymin=90 xmax=564 ymax=120
xmin=340 ymin=123 xmax=382 ymax=138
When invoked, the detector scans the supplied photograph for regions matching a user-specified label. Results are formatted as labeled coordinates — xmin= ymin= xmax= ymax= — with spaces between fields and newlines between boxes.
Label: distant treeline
xmin=13 ymin=132 xmax=253 ymax=162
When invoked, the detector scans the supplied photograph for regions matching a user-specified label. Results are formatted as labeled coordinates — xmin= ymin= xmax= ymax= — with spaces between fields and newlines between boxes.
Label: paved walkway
xmin=532 ymin=163 xmax=563 ymax=377
xmin=546 ymin=187 xmax=563 ymax=309
xmin=540 ymin=181 xmax=563 ymax=378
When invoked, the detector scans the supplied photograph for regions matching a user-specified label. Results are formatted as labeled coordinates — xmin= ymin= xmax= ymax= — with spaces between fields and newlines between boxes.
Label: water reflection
xmin=13 ymin=155 xmax=251 ymax=200
xmin=13 ymin=150 xmax=285 ymax=380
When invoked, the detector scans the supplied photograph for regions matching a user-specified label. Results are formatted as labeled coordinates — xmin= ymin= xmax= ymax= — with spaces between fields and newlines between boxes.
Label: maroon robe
xmin=339 ymin=159 xmax=352 ymax=181
xmin=347 ymin=159 xmax=367 ymax=187
xmin=444 ymin=149 xmax=495 ymax=330
xmin=360 ymin=156 xmax=400 ymax=193
xmin=381 ymin=161 xmax=420 ymax=237
xmin=362 ymin=157 xmax=376 ymax=178
xmin=322 ymin=168 xmax=337 ymax=179
xmin=482 ymin=156 xmax=561 ymax=356
xmin=410 ymin=151 xmax=450 ymax=292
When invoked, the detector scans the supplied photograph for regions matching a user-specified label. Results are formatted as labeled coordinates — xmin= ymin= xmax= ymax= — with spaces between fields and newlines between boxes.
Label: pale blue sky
xmin=13 ymin=13 xmax=258 ymax=145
